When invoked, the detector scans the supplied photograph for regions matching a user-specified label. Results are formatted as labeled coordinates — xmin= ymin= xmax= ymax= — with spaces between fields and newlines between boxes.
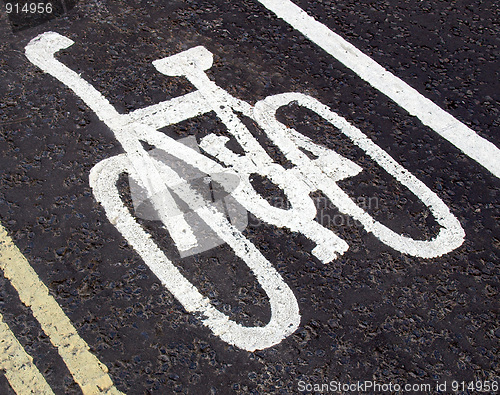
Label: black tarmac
xmin=0 ymin=0 xmax=498 ymax=393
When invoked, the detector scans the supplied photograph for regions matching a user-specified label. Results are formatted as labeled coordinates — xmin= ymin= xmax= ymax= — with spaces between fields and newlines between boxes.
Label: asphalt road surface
xmin=0 ymin=0 xmax=498 ymax=393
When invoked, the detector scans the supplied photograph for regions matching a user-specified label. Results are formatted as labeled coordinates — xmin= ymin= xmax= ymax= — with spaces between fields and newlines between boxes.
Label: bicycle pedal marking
xmin=25 ymin=32 xmax=465 ymax=350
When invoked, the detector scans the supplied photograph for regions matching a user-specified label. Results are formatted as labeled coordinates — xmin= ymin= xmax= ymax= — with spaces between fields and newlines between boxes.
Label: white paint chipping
xmin=254 ymin=0 xmax=500 ymax=179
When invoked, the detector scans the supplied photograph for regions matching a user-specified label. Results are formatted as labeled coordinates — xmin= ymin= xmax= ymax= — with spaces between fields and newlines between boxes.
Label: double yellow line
xmin=0 ymin=224 xmax=123 ymax=394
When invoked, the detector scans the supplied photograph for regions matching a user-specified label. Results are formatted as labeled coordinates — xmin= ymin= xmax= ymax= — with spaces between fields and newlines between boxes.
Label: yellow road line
xmin=0 ymin=312 xmax=55 ymax=394
xmin=0 ymin=224 xmax=123 ymax=395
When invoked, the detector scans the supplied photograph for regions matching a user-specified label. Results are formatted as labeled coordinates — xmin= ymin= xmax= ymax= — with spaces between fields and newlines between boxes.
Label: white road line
xmin=0 ymin=224 xmax=123 ymax=394
xmin=255 ymin=0 xmax=500 ymax=179
xmin=0 ymin=312 xmax=55 ymax=395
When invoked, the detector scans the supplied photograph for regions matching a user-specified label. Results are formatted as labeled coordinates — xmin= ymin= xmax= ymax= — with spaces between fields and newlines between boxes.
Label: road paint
xmin=0 ymin=312 xmax=55 ymax=395
xmin=25 ymin=32 xmax=198 ymax=253
xmin=255 ymin=0 xmax=500 ymax=179
xmin=26 ymin=33 xmax=465 ymax=350
xmin=129 ymin=136 xmax=249 ymax=257
xmin=91 ymin=153 xmax=300 ymax=351
xmin=0 ymin=224 xmax=122 ymax=394
xmin=254 ymin=93 xmax=465 ymax=258
xmin=154 ymin=46 xmax=352 ymax=262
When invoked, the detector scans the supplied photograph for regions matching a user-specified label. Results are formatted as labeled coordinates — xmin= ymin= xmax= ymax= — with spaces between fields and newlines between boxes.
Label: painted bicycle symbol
xmin=26 ymin=32 xmax=464 ymax=351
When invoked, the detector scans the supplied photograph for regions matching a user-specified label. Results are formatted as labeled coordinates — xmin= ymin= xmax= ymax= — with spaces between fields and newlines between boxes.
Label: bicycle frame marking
xmin=25 ymin=32 xmax=464 ymax=351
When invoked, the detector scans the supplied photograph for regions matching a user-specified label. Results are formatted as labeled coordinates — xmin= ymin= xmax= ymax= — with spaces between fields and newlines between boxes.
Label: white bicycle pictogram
xmin=26 ymin=32 xmax=464 ymax=351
